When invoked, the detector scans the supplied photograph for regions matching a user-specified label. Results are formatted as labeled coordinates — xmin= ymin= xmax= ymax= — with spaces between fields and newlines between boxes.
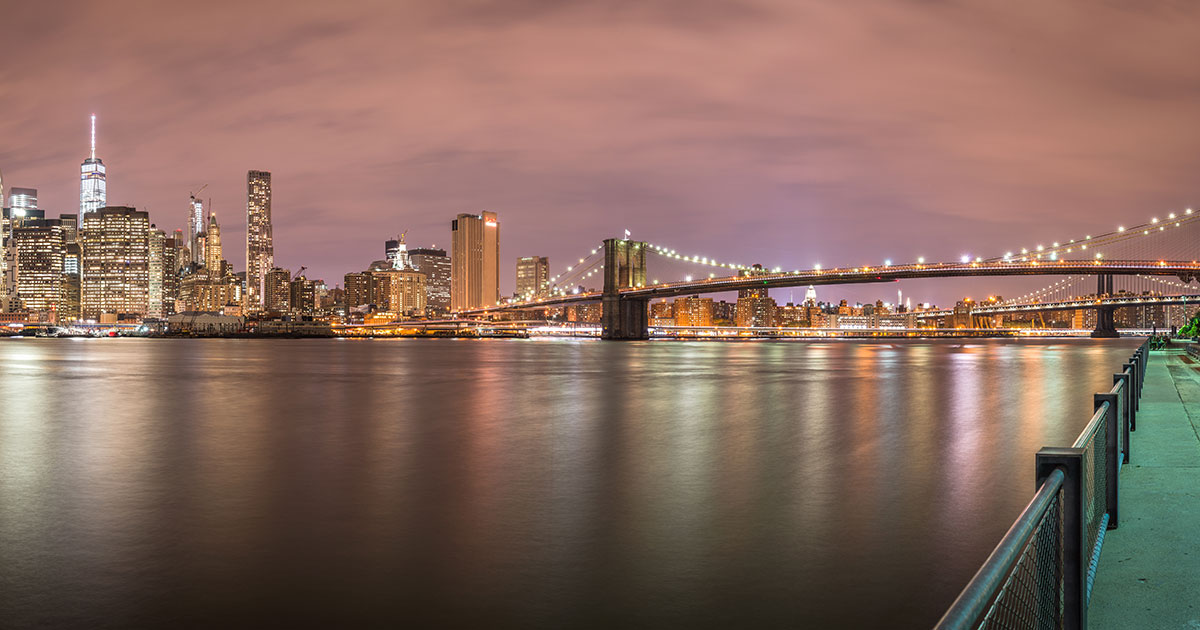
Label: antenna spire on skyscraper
xmin=90 ymin=114 xmax=96 ymax=159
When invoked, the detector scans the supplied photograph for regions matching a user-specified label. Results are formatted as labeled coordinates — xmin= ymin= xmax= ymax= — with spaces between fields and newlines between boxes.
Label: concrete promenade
xmin=1090 ymin=349 xmax=1200 ymax=629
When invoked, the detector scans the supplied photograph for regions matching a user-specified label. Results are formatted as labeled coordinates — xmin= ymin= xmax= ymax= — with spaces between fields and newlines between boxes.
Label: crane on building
xmin=294 ymin=266 xmax=307 ymax=279
xmin=190 ymin=183 xmax=208 ymax=202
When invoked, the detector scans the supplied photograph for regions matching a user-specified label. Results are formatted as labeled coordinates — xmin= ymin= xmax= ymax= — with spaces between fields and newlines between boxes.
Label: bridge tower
xmin=601 ymin=238 xmax=650 ymax=340
xmin=1091 ymin=274 xmax=1119 ymax=338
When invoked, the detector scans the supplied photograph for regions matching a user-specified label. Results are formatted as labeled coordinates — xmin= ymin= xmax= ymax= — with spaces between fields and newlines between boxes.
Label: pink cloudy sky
xmin=3 ymin=0 xmax=1200 ymax=304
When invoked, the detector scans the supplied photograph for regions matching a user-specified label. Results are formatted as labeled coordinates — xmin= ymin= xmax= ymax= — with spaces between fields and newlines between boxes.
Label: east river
xmin=0 ymin=338 xmax=1139 ymax=628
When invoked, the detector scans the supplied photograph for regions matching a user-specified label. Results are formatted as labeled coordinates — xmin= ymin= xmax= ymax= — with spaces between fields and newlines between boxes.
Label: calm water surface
xmin=0 ymin=338 xmax=1138 ymax=628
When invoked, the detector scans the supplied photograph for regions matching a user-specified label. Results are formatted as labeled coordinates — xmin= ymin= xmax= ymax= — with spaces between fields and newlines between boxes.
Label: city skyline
xmin=3 ymin=2 xmax=1200 ymax=305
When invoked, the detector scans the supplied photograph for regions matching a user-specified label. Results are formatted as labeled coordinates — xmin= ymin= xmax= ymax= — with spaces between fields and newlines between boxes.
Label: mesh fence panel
xmin=1082 ymin=412 xmax=1108 ymax=562
xmin=979 ymin=487 xmax=1065 ymax=630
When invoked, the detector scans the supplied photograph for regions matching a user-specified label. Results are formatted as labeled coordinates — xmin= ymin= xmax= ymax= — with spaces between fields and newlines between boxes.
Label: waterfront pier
xmin=1089 ymin=348 xmax=1200 ymax=629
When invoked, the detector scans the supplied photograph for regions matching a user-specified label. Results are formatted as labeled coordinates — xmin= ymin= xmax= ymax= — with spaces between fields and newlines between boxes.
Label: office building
xmin=410 ymin=247 xmax=450 ymax=316
xmin=8 ymin=187 xmax=38 ymax=218
xmin=61 ymin=242 xmax=81 ymax=321
xmin=59 ymin=214 xmax=78 ymax=245
xmin=516 ymin=256 xmax=549 ymax=299
xmin=450 ymin=211 xmax=498 ymax=311
xmin=79 ymin=115 xmax=107 ymax=225
xmin=81 ymin=206 xmax=149 ymax=321
xmin=149 ymin=228 xmax=167 ymax=318
xmin=13 ymin=218 xmax=65 ymax=315
xmin=205 ymin=213 xmax=223 ymax=273
xmin=245 ymin=170 xmax=274 ymax=311
xmin=188 ymin=195 xmax=205 ymax=265
xmin=264 ymin=267 xmax=290 ymax=313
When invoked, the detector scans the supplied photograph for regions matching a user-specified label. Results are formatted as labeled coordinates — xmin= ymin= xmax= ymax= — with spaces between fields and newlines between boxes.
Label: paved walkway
xmin=1090 ymin=350 xmax=1200 ymax=630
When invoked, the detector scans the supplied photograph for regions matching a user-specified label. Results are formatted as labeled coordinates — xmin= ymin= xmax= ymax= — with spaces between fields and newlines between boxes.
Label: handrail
xmin=1072 ymin=401 xmax=1110 ymax=449
xmin=933 ymin=468 xmax=1066 ymax=629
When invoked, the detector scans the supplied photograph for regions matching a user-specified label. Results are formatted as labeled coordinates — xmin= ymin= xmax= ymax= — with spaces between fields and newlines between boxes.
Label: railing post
xmin=1114 ymin=373 xmax=1131 ymax=464
xmin=1037 ymin=449 xmax=1086 ymax=630
xmin=1096 ymin=392 xmax=1121 ymax=530
xmin=1129 ymin=355 xmax=1141 ymax=417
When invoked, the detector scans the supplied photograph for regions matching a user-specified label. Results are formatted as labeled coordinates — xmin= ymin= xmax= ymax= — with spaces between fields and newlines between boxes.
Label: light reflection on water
xmin=0 ymin=338 xmax=1138 ymax=628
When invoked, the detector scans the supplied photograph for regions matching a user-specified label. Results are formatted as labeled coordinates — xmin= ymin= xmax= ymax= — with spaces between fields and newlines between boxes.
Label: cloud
xmin=3 ymin=0 xmax=1200 ymax=304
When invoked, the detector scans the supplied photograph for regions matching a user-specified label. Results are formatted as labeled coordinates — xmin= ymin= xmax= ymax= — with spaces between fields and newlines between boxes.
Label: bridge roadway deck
xmin=463 ymin=260 xmax=1200 ymax=315
xmin=1089 ymin=349 xmax=1200 ymax=629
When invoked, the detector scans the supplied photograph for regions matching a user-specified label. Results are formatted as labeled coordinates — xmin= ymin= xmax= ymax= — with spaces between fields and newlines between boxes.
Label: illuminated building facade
xmin=736 ymin=295 xmax=778 ymax=327
xmin=59 ymin=214 xmax=78 ymax=246
xmin=344 ymin=272 xmax=372 ymax=310
xmin=566 ymin=303 xmax=602 ymax=323
xmin=245 ymin=170 xmax=274 ymax=311
xmin=372 ymin=268 xmax=427 ymax=317
xmin=515 ymin=256 xmax=549 ymax=299
xmin=205 ymin=213 xmax=223 ymax=273
xmin=149 ymin=228 xmax=167 ymax=318
xmin=649 ymin=300 xmax=674 ymax=326
xmin=409 ymin=247 xmax=450 ymax=316
xmin=149 ymin=229 xmax=182 ymax=318
xmin=450 ymin=211 xmax=498 ymax=312
xmin=13 ymin=218 xmax=65 ymax=316
xmin=264 ymin=267 xmax=290 ymax=313
xmin=81 ymin=206 xmax=149 ymax=321
xmin=289 ymin=275 xmax=316 ymax=316
xmin=673 ymin=295 xmax=714 ymax=326
xmin=79 ymin=116 xmax=106 ymax=225
xmin=59 ymin=241 xmax=82 ymax=320
xmin=188 ymin=195 xmax=205 ymax=265
xmin=9 ymin=187 xmax=38 ymax=217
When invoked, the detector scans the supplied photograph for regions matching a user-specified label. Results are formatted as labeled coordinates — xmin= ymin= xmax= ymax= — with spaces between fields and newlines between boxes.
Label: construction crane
xmin=293 ymin=266 xmax=307 ymax=279
xmin=190 ymin=183 xmax=209 ymax=199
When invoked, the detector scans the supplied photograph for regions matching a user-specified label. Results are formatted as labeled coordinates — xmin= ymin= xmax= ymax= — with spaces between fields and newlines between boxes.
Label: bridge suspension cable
xmin=984 ymin=206 xmax=1199 ymax=263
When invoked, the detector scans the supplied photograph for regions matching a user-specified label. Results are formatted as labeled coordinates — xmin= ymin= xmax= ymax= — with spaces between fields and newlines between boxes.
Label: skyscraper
xmin=61 ymin=242 xmax=81 ymax=321
xmin=245 ymin=170 xmax=273 ymax=312
xmin=79 ymin=115 xmax=107 ymax=226
xmin=81 ymin=206 xmax=149 ymax=321
xmin=188 ymin=195 xmax=204 ymax=266
xmin=205 ymin=213 xmax=223 ymax=273
xmin=9 ymin=187 xmax=38 ymax=217
xmin=13 ymin=218 xmax=65 ymax=316
xmin=515 ymin=256 xmax=549 ymax=299
xmin=409 ymin=247 xmax=450 ymax=316
xmin=148 ymin=228 xmax=167 ymax=318
xmin=450 ymin=211 xmax=498 ymax=312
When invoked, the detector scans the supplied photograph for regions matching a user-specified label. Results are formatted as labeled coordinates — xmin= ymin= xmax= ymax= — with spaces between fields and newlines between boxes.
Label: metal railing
xmin=935 ymin=340 xmax=1148 ymax=630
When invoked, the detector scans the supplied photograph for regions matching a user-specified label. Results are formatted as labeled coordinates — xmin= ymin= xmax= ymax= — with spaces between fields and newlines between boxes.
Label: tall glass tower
xmin=245 ymin=170 xmax=273 ymax=311
xmin=79 ymin=115 xmax=107 ymax=226
xmin=188 ymin=195 xmax=204 ymax=265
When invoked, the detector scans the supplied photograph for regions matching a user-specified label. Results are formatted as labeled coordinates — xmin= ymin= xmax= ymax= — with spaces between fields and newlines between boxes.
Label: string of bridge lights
xmin=987 ymin=207 xmax=1197 ymax=264
xmin=1000 ymin=277 xmax=1085 ymax=305
xmin=1135 ymin=274 xmax=1200 ymax=294
xmin=649 ymin=206 xmax=1198 ymax=275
